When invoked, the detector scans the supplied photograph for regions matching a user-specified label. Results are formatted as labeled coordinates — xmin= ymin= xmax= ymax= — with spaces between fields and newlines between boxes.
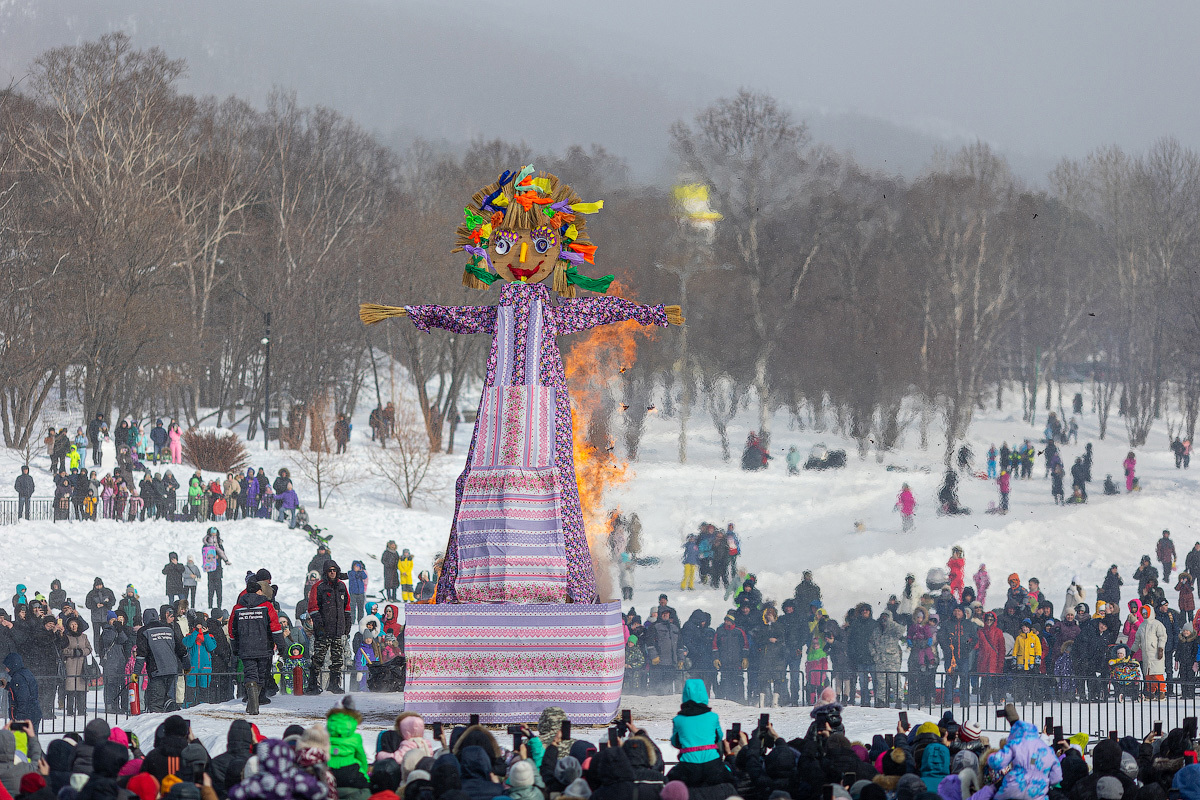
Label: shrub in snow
xmin=183 ymin=428 xmax=250 ymax=474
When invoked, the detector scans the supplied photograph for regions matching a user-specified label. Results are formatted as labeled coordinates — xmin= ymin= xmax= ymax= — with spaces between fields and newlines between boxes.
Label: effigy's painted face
xmin=491 ymin=224 xmax=561 ymax=284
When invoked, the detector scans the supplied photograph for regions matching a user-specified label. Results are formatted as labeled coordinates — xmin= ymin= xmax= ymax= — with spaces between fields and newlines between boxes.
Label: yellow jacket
xmin=1012 ymin=631 xmax=1042 ymax=670
xmin=399 ymin=555 xmax=414 ymax=589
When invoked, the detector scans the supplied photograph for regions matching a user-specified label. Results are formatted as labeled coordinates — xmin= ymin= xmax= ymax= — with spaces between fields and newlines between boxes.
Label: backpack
xmin=202 ymin=545 xmax=219 ymax=573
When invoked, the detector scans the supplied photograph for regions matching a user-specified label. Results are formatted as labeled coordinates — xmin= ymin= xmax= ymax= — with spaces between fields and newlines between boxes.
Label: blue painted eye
xmin=494 ymin=239 xmax=511 ymax=255
xmin=533 ymin=237 xmax=551 ymax=254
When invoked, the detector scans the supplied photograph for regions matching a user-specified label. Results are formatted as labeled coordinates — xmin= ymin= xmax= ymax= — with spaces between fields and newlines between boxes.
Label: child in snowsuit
xmin=907 ymin=609 xmax=937 ymax=671
xmin=681 ymin=535 xmax=699 ymax=590
xmin=997 ymin=470 xmax=1011 ymax=513
xmin=1124 ymin=452 xmax=1137 ymax=492
xmin=1108 ymin=645 xmax=1142 ymax=700
xmin=947 ymin=547 xmax=965 ymax=602
xmin=348 ymin=561 xmax=368 ymax=623
xmin=399 ymin=549 xmax=415 ymax=602
xmin=974 ymin=565 xmax=990 ymax=608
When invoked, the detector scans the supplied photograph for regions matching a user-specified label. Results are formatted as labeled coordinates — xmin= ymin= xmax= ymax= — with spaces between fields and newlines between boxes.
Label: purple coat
xmin=987 ymin=721 xmax=1062 ymax=800
xmin=278 ymin=488 xmax=298 ymax=510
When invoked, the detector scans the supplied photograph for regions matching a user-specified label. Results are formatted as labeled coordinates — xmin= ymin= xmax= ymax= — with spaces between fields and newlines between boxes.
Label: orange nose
xmin=519 ymin=242 xmax=528 ymax=263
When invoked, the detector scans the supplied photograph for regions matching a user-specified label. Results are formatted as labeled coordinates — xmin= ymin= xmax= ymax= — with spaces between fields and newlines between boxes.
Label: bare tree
xmin=287 ymin=395 xmax=358 ymax=508
xmin=366 ymin=398 xmax=439 ymax=508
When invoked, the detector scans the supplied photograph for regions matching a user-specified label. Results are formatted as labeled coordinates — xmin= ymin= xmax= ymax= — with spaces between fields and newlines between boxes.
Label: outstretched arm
xmin=360 ymin=303 xmax=497 ymax=335
xmin=549 ymin=295 xmax=681 ymax=336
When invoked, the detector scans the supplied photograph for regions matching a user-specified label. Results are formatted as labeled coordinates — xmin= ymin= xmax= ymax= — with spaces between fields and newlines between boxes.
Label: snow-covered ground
xmin=1 ymin=381 xmax=1191 ymax=751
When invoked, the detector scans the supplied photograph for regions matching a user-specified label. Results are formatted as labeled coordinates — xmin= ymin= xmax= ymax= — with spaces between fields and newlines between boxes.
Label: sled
xmin=367 ymin=656 xmax=407 ymax=692
xmin=305 ymin=527 xmax=333 ymax=547
xmin=212 ymin=498 xmax=227 ymax=517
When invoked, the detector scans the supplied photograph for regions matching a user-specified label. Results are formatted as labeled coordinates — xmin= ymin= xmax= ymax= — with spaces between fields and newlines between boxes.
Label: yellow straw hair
xmin=665 ymin=305 xmax=684 ymax=326
xmin=359 ymin=303 xmax=408 ymax=326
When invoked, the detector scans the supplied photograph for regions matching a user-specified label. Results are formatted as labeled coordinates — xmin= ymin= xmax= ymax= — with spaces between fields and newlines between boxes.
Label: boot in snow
xmin=246 ymin=681 xmax=260 ymax=715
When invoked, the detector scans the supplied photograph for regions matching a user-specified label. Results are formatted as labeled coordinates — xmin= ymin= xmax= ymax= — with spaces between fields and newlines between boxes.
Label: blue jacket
xmin=4 ymin=653 xmax=40 ymax=724
xmin=183 ymin=628 xmax=216 ymax=688
xmin=683 ymin=542 xmax=700 ymax=566
xmin=670 ymin=679 xmax=722 ymax=764
xmin=348 ymin=562 xmax=368 ymax=595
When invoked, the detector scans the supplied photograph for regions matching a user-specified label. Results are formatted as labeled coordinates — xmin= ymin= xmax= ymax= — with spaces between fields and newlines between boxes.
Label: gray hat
xmin=1120 ymin=752 xmax=1139 ymax=780
xmin=1096 ymin=777 xmax=1123 ymax=800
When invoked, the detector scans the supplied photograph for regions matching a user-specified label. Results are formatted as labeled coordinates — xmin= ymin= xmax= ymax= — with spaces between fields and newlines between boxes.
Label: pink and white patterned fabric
xmin=457 ymin=385 xmax=568 ymax=603
xmin=402 ymin=602 xmax=624 ymax=723
xmin=406 ymin=281 xmax=668 ymax=603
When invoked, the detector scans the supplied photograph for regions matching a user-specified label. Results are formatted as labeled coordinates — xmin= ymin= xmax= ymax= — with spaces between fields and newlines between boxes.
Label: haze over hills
xmin=0 ymin=0 xmax=1123 ymax=184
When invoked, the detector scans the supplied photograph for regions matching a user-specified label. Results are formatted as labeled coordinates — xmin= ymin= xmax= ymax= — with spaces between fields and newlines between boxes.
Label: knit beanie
xmin=958 ymin=722 xmax=981 ymax=743
xmin=507 ymin=760 xmax=535 ymax=789
xmin=883 ymin=748 xmax=908 ymax=776
xmin=660 ymin=782 xmax=688 ymax=800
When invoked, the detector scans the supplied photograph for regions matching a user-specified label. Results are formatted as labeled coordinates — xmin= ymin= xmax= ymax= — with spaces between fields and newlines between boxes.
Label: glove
xmin=742 ymin=658 xmax=749 ymax=670
xmin=927 ymin=637 xmax=934 ymax=646
xmin=651 ymin=657 xmax=661 ymax=665
xmin=1158 ymin=648 xmax=1165 ymax=660
xmin=677 ymin=661 xmax=685 ymax=670
xmin=1035 ymin=656 xmax=1042 ymax=665
xmin=714 ymin=659 xmax=721 ymax=669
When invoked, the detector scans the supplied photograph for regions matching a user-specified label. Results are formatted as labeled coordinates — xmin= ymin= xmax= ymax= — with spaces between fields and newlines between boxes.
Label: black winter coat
xmin=210 ymin=720 xmax=255 ymax=799
xmin=713 ymin=624 xmax=749 ymax=668
xmin=14 ymin=619 xmax=60 ymax=678
xmin=85 ymin=588 xmax=116 ymax=617
xmin=680 ymin=611 xmax=714 ymax=670
xmin=229 ymin=592 xmax=286 ymax=659
xmin=135 ymin=618 xmax=186 ymax=678
xmin=163 ymin=562 xmax=186 ymax=595
xmin=847 ymin=614 xmax=875 ymax=665
xmin=99 ymin=624 xmax=131 ymax=679
xmin=1099 ymin=573 xmax=1123 ymax=605
xmin=381 ymin=549 xmax=401 ymax=590
xmin=13 ymin=474 xmax=33 ymax=497
xmin=307 ymin=568 xmax=352 ymax=638
xmin=754 ymin=621 xmax=788 ymax=673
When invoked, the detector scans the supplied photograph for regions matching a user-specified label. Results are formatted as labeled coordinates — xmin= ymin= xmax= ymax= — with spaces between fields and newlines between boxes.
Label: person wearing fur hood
xmin=380 ymin=713 xmax=435 ymax=764
xmin=1133 ymin=604 xmax=1168 ymax=698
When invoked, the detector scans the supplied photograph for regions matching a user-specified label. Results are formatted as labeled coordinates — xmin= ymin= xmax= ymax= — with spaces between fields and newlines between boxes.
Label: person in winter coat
xmin=211 ymin=719 xmax=256 ymax=799
xmin=0 ymin=725 xmax=42 ymax=795
xmin=307 ymin=559 xmax=352 ymax=694
xmin=907 ymin=608 xmax=937 ymax=705
xmin=1123 ymin=599 xmax=1145 ymax=659
xmin=182 ymin=557 xmax=202 ymax=609
xmin=997 ymin=469 xmax=1011 ymax=513
xmin=99 ymin=613 xmax=130 ymax=713
xmin=847 ymin=604 xmax=876 ymax=707
xmin=868 ymin=611 xmax=906 ymax=706
xmin=162 ymin=552 xmax=186 ymax=605
xmin=645 ymin=608 xmax=682 ymax=695
xmin=1012 ymin=620 xmax=1042 ymax=700
xmin=118 ymin=585 xmax=141 ymax=628
xmin=182 ymin=618 xmax=216 ymax=704
xmin=201 ymin=528 xmax=231 ymax=610
xmin=2 ymin=652 xmax=40 ymax=732
xmin=1124 ymin=451 xmax=1137 ymax=492
xmin=1133 ymin=604 xmax=1168 ymax=698
xmin=679 ymin=610 xmax=714 ymax=692
xmin=895 ymin=485 xmax=916 ymax=533
xmin=1099 ymin=565 xmax=1123 ymax=608
xmin=13 ymin=467 xmax=34 ymax=522
xmin=939 ymin=606 xmax=976 ymax=701
xmin=681 ymin=534 xmax=699 ymax=591
xmin=793 ymin=572 xmax=822 ymax=622
xmin=333 ymin=415 xmax=351 ymax=454
xmin=381 ymin=542 xmax=400 ymax=602
xmin=348 ymin=561 xmax=368 ymax=623
xmin=84 ymin=578 xmax=115 ymax=652
xmin=974 ymin=611 xmax=1007 ymax=703
xmin=1177 ymin=573 xmax=1196 ymax=623
xmin=230 ymin=577 xmax=287 ymax=714
xmin=947 ymin=547 xmax=965 ymax=601
xmin=668 ymin=679 xmax=726 ymax=788
xmin=59 ymin=616 xmax=92 ymax=715
xmin=1068 ymin=739 xmax=1137 ymax=800
xmin=987 ymin=720 xmax=1062 ymax=800
xmin=167 ymin=423 xmax=183 ymax=465
xmin=1158 ymin=530 xmax=1178 ymax=583
xmin=1135 ymin=556 xmax=1159 ymax=596
xmin=134 ymin=607 xmax=187 ymax=713
xmin=712 ymin=613 xmax=748 ymax=703
xmin=17 ymin=605 xmax=63 ymax=719
xmin=415 ymin=571 xmax=436 ymax=603
xmin=753 ymin=607 xmax=788 ymax=707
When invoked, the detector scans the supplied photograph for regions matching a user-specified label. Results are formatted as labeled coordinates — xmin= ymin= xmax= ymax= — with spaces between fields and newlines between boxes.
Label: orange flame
xmin=564 ymin=281 xmax=657 ymax=599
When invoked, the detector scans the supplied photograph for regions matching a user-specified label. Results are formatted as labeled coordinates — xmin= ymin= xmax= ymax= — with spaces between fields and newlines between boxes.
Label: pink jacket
xmin=975 ymin=568 xmax=990 ymax=607
xmin=897 ymin=489 xmax=916 ymax=516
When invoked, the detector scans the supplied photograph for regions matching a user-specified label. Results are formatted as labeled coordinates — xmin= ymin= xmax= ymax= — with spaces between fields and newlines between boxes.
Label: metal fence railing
xmin=0 ymin=496 xmax=274 ymax=526
xmin=628 ymin=665 xmax=1200 ymax=738
xmin=20 ymin=665 xmax=366 ymax=733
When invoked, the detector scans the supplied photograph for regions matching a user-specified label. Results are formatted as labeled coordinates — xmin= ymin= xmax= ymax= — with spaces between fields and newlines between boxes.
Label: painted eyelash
xmin=494 ymin=230 xmax=520 ymax=246
xmin=532 ymin=225 xmax=559 ymax=247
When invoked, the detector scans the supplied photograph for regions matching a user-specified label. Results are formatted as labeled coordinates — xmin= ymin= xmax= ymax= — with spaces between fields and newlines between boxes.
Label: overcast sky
xmin=3 ymin=0 xmax=1197 ymax=182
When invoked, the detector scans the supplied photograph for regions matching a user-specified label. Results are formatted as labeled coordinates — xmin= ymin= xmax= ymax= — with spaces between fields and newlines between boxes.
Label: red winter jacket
xmin=975 ymin=618 xmax=1007 ymax=674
